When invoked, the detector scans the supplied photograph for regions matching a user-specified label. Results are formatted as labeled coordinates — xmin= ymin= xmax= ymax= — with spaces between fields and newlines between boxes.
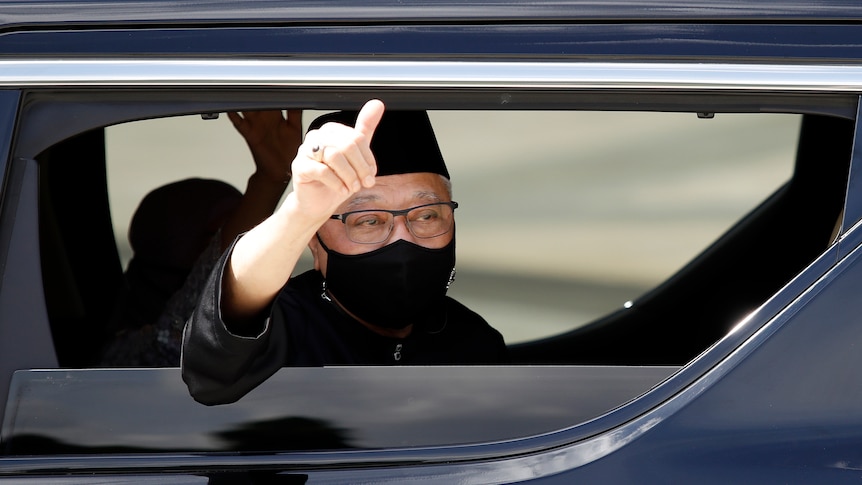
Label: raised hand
xmin=222 ymin=100 xmax=387 ymax=323
xmin=290 ymin=99 xmax=385 ymax=219
xmin=228 ymin=109 xmax=302 ymax=183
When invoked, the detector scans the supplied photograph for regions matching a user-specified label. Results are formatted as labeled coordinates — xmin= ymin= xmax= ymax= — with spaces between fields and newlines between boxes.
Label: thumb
xmin=354 ymin=99 xmax=385 ymax=141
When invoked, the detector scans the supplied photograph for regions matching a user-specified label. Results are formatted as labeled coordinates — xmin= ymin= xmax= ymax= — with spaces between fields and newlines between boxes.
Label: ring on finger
xmin=307 ymin=143 xmax=325 ymax=162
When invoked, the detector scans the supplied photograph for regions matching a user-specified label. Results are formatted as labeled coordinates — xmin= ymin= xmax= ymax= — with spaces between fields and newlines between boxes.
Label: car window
xmin=105 ymin=110 xmax=797 ymax=344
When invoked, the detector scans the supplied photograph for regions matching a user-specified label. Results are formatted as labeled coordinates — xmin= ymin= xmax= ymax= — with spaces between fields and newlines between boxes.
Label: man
xmin=181 ymin=100 xmax=506 ymax=405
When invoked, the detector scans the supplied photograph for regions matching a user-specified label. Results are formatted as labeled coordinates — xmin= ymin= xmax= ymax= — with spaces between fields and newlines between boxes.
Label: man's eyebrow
xmin=345 ymin=191 xmax=441 ymax=210
xmin=346 ymin=194 xmax=382 ymax=209
xmin=414 ymin=191 xmax=443 ymax=202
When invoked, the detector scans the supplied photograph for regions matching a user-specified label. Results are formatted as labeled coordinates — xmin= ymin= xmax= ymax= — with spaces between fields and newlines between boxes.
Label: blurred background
xmin=106 ymin=111 xmax=798 ymax=343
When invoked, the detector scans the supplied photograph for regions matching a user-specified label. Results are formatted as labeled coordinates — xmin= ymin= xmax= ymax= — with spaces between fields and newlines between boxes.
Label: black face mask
xmin=318 ymin=236 xmax=456 ymax=330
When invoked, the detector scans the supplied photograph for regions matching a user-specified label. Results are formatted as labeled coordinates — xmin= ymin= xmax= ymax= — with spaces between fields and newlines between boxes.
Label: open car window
xmin=104 ymin=110 xmax=797 ymax=346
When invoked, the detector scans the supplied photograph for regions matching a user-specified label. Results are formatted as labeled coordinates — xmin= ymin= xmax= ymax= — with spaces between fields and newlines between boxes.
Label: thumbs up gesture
xmin=291 ymin=99 xmax=385 ymax=218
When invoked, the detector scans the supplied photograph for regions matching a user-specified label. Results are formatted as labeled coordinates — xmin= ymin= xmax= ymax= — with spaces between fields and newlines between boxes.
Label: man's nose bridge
xmin=389 ymin=213 xmax=415 ymax=241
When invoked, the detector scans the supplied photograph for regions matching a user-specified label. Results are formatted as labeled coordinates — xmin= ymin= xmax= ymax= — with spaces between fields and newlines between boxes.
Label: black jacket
xmin=181 ymin=245 xmax=507 ymax=405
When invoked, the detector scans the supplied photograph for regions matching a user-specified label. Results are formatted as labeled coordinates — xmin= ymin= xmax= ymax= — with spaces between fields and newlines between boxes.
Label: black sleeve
xmin=180 ymin=240 xmax=287 ymax=405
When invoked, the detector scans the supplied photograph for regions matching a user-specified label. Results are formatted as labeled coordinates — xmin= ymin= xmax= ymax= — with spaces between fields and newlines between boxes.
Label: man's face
xmin=309 ymin=172 xmax=453 ymax=276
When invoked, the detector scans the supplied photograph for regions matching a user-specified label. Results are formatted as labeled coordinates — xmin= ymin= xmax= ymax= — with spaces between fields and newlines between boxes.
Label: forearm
xmin=221 ymin=193 xmax=327 ymax=324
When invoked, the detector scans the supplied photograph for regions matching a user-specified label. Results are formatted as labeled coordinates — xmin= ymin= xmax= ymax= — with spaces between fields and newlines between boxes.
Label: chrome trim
xmin=2 ymin=59 xmax=862 ymax=91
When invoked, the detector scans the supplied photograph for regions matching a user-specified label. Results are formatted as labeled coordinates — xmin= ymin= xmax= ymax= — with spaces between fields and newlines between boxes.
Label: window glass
xmin=106 ymin=111 xmax=798 ymax=345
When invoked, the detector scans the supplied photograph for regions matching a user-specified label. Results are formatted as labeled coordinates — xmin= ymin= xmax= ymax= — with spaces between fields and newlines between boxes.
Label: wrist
xmin=279 ymin=193 xmax=332 ymax=232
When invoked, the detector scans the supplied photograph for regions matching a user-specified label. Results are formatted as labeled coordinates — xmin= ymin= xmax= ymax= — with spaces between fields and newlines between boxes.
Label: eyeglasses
xmin=330 ymin=201 xmax=458 ymax=244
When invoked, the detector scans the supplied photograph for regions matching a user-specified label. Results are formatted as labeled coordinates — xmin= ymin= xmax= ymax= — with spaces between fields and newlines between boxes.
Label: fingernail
xmin=364 ymin=175 xmax=375 ymax=187
xmin=353 ymin=180 xmax=361 ymax=191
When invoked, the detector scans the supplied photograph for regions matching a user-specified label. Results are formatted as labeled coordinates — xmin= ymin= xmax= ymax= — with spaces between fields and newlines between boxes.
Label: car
xmin=3 ymin=0 xmax=862 ymax=482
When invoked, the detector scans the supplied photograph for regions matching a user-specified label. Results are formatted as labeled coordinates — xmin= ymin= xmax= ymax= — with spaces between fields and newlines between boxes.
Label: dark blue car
xmin=2 ymin=0 xmax=862 ymax=482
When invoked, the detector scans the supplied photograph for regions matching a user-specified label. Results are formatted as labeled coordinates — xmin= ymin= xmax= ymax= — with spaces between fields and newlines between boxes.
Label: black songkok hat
xmin=307 ymin=110 xmax=450 ymax=179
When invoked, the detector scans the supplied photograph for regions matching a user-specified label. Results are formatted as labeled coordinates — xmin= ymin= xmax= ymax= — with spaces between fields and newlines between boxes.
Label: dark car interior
xmin=39 ymin=128 xmax=124 ymax=367
xmin=32 ymin=109 xmax=854 ymax=369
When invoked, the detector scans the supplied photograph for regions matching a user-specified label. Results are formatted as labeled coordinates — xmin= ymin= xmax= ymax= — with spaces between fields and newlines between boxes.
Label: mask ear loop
xmin=425 ymin=269 xmax=455 ymax=335
xmin=316 ymin=232 xmax=334 ymax=302
xmin=445 ymin=267 xmax=456 ymax=289
xmin=321 ymin=280 xmax=332 ymax=302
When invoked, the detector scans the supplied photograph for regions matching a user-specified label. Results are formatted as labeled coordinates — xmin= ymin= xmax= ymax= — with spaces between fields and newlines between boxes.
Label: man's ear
xmin=308 ymin=235 xmax=323 ymax=272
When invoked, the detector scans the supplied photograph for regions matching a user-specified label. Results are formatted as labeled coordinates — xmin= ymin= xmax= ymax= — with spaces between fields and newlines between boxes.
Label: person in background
xmin=181 ymin=100 xmax=507 ymax=405
xmin=100 ymin=110 xmax=302 ymax=367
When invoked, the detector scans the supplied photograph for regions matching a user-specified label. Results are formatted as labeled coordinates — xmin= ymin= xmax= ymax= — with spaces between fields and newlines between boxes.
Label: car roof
xmin=1 ymin=0 xmax=862 ymax=29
